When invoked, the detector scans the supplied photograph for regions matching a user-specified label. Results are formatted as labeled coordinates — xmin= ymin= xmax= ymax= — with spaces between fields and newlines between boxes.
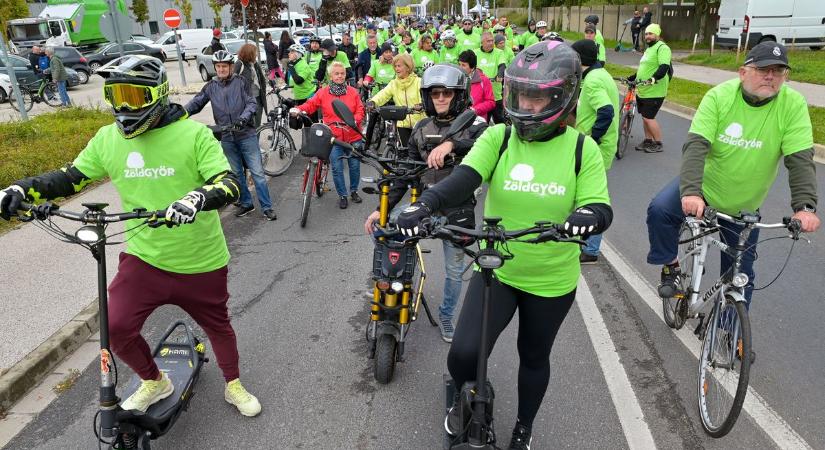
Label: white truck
xmin=716 ymin=0 xmax=825 ymax=50
xmin=6 ymin=0 xmax=125 ymax=50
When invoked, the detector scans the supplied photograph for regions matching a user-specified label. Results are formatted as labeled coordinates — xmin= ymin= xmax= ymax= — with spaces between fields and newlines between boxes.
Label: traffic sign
xmin=240 ymin=0 xmax=250 ymax=7
xmin=163 ymin=9 xmax=182 ymax=29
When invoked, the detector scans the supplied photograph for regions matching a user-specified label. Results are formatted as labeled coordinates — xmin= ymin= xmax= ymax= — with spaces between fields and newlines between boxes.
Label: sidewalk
xmin=606 ymin=50 xmax=825 ymax=108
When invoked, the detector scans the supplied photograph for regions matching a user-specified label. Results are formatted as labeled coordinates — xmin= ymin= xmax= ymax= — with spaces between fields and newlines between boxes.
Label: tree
xmin=131 ymin=0 xmax=149 ymax=34
xmin=319 ymin=1 xmax=352 ymax=26
xmin=174 ymin=0 xmax=194 ymax=27
xmin=218 ymin=0 xmax=287 ymax=31
xmin=0 ymin=0 xmax=29 ymax=41
xmin=350 ymin=0 xmax=391 ymax=18
xmin=694 ymin=0 xmax=720 ymax=43
xmin=208 ymin=0 xmax=223 ymax=28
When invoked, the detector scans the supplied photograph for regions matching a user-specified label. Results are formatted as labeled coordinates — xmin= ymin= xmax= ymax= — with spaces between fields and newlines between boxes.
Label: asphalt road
xmin=4 ymin=107 xmax=824 ymax=448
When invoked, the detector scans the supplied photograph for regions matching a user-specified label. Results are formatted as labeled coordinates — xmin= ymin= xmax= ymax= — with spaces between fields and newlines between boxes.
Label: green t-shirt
xmin=474 ymin=48 xmax=504 ymax=100
xmin=688 ymin=79 xmax=813 ymax=215
xmin=73 ymin=119 xmax=231 ymax=274
xmin=636 ymin=40 xmax=671 ymax=99
xmin=498 ymin=45 xmax=515 ymax=66
xmin=367 ymin=60 xmax=395 ymax=95
xmin=575 ymin=67 xmax=620 ymax=170
xmin=458 ymin=30 xmax=481 ymax=50
xmin=595 ymin=29 xmax=606 ymax=63
xmin=306 ymin=50 xmax=324 ymax=74
xmin=411 ymin=49 xmax=440 ymax=74
xmin=461 ymin=125 xmax=610 ymax=296
xmin=440 ymin=44 xmax=463 ymax=65
xmin=520 ymin=32 xmax=539 ymax=49
xmin=289 ymin=58 xmax=316 ymax=100
xmin=397 ymin=43 xmax=414 ymax=54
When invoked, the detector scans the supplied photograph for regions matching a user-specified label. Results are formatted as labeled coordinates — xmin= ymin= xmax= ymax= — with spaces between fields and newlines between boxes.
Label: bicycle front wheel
xmin=300 ymin=160 xmax=317 ymax=228
xmin=10 ymin=90 xmax=33 ymax=112
xmin=616 ymin=110 xmax=633 ymax=160
xmin=697 ymin=298 xmax=751 ymax=437
xmin=42 ymin=83 xmax=62 ymax=107
xmin=258 ymin=124 xmax=295 ymax=176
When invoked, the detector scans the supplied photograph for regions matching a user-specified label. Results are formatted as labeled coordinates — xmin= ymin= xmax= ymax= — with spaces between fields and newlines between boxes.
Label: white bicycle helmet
xmin=536 ymin=21 xmax=547 ymax=28
xmin=441 ymin=29 xmax=456 ymax=41
xmin=211 ymin=50 xmax=234 ymax=64
xmin=288 ymin=43 xmax=306 ymax=56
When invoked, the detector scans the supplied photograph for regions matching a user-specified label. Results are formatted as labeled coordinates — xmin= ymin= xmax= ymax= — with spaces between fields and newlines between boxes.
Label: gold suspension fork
xmin=372 ymin=177 xmax=392 ymax=322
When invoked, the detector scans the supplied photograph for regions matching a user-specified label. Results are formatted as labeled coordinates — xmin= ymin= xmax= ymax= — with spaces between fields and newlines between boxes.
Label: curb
xmin=0 ymin=299 xmax=99 ymax=412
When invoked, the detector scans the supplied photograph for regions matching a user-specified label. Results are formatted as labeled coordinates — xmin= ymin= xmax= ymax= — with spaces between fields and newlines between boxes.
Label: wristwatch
xmin=794 ymin=204 xmax=817 ymax=213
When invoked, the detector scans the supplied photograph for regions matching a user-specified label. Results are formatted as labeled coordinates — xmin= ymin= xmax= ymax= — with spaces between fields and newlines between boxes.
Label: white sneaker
xmin=121 ymin=372 xmax=174 ymax=412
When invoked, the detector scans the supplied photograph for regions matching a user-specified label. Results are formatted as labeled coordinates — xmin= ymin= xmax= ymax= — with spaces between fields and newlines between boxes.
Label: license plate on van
xmin=720 ymin=27 xmax=730 ymax=32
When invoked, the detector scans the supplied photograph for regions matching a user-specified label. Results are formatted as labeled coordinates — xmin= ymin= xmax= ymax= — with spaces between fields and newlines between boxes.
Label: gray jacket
xmin=185 ymin=74 xmax=257 ymax=138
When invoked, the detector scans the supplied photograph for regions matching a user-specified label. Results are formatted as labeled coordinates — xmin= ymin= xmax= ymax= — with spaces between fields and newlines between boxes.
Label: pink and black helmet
xmin=503 ymin=40 xmax=582 ymax=141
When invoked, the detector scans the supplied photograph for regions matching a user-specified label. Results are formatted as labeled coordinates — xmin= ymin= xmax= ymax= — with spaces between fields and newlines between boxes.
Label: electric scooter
xmin=17 ymin=202 xmax=207 ymax=450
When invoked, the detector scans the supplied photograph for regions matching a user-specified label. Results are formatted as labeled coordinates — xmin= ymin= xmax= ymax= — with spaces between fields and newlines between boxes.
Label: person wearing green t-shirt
xmin=519 ymin=20 xmax=541 ymax=50
xmin=474 ymin=32 xmax=506 ymax=123
xmin=314 ymin=39 xmax=353 ymax=84
xmin=457 ymin=18 xmax=481 ymax=50
xmin=363 ymin=43 xmax=396 ymax=148
xmin=496 ymin=16 xmax=517 ymax=51
xmin=286 ymin=44 xmax=317 ymax=102
xmin=647 ymin=41 xmax=820 ymax=308
xmin=439 ymin=29 xmax=463 ymax=64
xmin=583 ymin=15 xmax=607 ymax=63
xmin=628 ymin=23 xmax=671 ymax=152
xmin=306 ymin=36 xmax=324 ymax=76
xmin=395 ymin=42 xmax=611 ymax=448
xmin=397 ymin=32 xmax=415 ymax=54
xmin=571 ymin=39 xmax=619 ymax=264
xmin=411 ymin=35 xmax=441 ymax=76
xmin=0 ymin=55 xmax=264 ymax=418
xmin=353 ymin=21 xmax=367 ymax=47
xmin=494 ymin=33 xmax=515 ymax=66
xmin=583 ymin=25 xmax=606 ymax=65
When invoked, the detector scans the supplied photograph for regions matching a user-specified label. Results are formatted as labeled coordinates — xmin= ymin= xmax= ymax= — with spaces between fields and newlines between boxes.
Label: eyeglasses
xmin=430 ymin=89 xmax=455 ymax=99
xmin=745 ymin=65 xmax=789 ymax=77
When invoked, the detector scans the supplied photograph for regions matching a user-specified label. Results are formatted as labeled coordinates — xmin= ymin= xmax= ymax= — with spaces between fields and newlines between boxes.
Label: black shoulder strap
xmin=575 ymin=132 xmax=584 ymax=177
xmin=491 ymin=126 xmax=512 ymax=175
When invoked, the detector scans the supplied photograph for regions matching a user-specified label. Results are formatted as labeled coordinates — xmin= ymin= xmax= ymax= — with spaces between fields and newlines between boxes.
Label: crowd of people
xmin=0 ymin=10 xmax=820 ymax=450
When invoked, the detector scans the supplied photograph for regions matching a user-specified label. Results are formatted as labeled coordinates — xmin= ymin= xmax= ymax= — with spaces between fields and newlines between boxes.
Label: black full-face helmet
xmin=420 ymin=63 xmax=471 ymax=122
xmin=503 ymin=41 xmax=582 ymax=142
xmin=97 ymin=55 xmax=169 ymax=139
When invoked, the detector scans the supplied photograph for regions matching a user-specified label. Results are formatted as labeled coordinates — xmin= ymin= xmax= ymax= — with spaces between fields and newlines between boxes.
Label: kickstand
xmin=421 ymin=295 xmax=438 ymax=326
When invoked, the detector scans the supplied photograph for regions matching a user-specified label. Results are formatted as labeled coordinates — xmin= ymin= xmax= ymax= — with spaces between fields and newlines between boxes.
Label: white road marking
xmin=600 ymin=239 xmax=814 ymax=450
xmin=577 ymin=277 xmax=659 ymax=450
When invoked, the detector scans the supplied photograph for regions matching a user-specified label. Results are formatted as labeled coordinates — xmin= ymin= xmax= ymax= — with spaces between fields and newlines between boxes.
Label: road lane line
xmin=600 ymin=239 xmax=814 ymax=450
xmin=577 ymin=277 xmax=658 ymax=450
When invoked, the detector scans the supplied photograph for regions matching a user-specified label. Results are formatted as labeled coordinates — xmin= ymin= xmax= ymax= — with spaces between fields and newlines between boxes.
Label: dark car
xmin=0 ymin=54 xmax=80 ymax=91
xmin=53 ymin=47 xmax=92 ymax=84
xmin=86 ymin=42 xmax=166 ymax=72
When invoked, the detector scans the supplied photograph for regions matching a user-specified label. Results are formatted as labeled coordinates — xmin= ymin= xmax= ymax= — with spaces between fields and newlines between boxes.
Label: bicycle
xmin=294 ymin=111 xmax=332 ymax=228
xmin=661 ymin=208 xmax=802 ymax=437
xmin=368 ymin=104 xmax=422 ymax=160
xmin=612 ymin=77 xmax=651 ymax=160
xmin=360 ymin=81 xmax=388 ymax=152
xmin=14 ymin=202 xmax=207 ymax=450
xmin=258 ymin=85 xmax=297 ymax=176
xmin=9 ymin=77 xmax=62 ymax=112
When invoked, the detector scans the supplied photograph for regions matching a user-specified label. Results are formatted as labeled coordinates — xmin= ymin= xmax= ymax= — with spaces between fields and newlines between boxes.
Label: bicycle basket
xmin=300 ymin=123 xmax=333 ymax=160
xmin=378 ymin=105 xmax=410 ymax=121
xmin=372 ymin=240 xmax=417 ymax=281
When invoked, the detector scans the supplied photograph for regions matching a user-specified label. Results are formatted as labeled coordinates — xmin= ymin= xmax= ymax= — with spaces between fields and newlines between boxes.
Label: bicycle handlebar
xmin=17 ymin=202 xmax=166 ymax=225
xmin=613 ymin=77 xmax=654 ymax=88
xmin=687 ymin=209 xmax=802 ymax=239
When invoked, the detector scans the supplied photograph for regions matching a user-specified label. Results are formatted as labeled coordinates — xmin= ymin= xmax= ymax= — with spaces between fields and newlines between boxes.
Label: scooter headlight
xmin=75 ymin=226 xmax=100 ymax=243
xmin=391 ymin=281 xmax=404 ymax=293
xmin=731 ymin=273 xmax=749 ymax=288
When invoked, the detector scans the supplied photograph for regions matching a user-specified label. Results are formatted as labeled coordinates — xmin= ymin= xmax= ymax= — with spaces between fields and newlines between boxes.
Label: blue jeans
xmin=56 ymin=80 xmax=70 ymax=106
xmin=646 ymin=177 xmax=760 ymax=304
xmin=329 ymin=141 xmax=362 ymax=197
xmin=390 ymin=203 xmax=467 ymax=319
xmin=583 ymin=233 xmax=603 ymax=256
xmin=221 ymin=134 xmax=272 ymax=211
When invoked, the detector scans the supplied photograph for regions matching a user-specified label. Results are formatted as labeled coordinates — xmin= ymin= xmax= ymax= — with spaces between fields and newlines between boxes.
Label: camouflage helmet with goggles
xmin=97 ymin=55 xmax=169 ymax=139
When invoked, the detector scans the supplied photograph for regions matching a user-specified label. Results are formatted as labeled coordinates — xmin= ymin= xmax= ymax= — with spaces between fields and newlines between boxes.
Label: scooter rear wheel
xmin=374 ymin=334 xmax=397 ymax=384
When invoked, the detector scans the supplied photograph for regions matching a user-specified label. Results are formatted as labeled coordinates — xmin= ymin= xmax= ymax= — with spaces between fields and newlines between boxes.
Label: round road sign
xmin=240 ymin=0 xmax=250 ymax=7
xmin=163 ymin=9 xmax=182 ymax=29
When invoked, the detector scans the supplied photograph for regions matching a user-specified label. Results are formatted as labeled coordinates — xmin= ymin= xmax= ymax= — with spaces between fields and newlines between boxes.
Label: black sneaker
xmin=263 ymin=209 xmax=277 ymax=221
xmin=234 ymin=205 xmax=255 ymax=217
xmin=509 ymin=422 xmax=532 ymax=450
xmin=580 ymin=253 xmax=599 ymax=264
xmin=339 ymin=196 xmax=348 ymax=209
xmin=658 ymin=264 xmax=682 ymax=298
xmin=444 ymin=392 xmax=462 ymax=436
xmin=644 ymin=141 xmax=664 ymax=153
xmin=635 ymin=138 xmax=653 ymax=151
xmin=350 ymin=192 xmax=362 ymax=203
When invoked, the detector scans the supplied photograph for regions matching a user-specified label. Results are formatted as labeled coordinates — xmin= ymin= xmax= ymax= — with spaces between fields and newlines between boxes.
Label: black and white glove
xmin=396 ymin=202 xmax=432 ymax=237
xmin=165 ymin=191 xmax=205 ymax=226
xmin=232 ymin=117 xmax=250 ymax=131
xmin=562 ymin=207 xmax=599 ymax=239
xmin=0 ymin=185 xmax=25 ymax=221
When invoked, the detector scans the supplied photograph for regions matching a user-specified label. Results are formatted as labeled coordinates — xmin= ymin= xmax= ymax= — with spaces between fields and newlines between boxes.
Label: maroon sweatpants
xmin=108 ymin=253 xmax=240 ymax=382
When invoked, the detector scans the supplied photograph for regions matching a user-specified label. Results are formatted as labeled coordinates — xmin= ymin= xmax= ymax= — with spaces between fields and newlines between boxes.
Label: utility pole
xmin=0 ymin=33 xmax=28 ymax=120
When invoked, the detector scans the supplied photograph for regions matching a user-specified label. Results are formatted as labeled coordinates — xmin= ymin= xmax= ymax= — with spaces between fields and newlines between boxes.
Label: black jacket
xmin=210 ymin=37 xmax=225 ymax=53
xmin=264 ymin=40 xmax=279 ymax=68
xmin=356 ymin=48 xmax=379 ymax=80
xmin=339 ymin=43 xmax=358 ymax=64
xmin=640 ymin=12 xmax=652 ymax=29
xmin=278 ymin=38 xmax=294 ymax=59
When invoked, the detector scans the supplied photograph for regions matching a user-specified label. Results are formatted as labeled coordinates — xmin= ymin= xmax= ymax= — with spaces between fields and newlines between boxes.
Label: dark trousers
xmin=398 ymin=127 xmax=412 ymax=147
xmin=632 ymin=31 xmax=641 ymax=50
xmin=108 ymin=253 xmax=241 ymax=382
xmin=646 ymin=177 xmax=760 ymax=303
xmin=448 ymin=273 xmax=576 ymax=427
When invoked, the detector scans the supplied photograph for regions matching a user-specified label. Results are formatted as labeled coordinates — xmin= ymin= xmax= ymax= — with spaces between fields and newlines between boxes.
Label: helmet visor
xmin=503 ymin=78 xmax=567 ymax=119
xmin=104 ymin=81 xmax=168 ymax=112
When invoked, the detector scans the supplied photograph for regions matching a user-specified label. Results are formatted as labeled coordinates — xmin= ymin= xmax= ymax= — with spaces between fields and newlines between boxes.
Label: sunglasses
xmin=430 ymin=89 xmax=455 ymax=99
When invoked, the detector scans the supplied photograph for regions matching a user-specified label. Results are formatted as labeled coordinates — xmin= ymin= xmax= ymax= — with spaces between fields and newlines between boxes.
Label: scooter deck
xmin=124 ymin=342 xmax=197 ymax=420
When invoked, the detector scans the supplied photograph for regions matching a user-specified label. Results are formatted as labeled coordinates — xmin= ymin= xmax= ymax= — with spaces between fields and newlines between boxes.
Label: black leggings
xmin=398 ymin=127 xmax=412 ymax=147
xmin=447 ymin=273 xmax=576 ymax=428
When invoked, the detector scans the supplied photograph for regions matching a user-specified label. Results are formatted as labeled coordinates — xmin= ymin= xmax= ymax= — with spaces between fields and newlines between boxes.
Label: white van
xmin=154 ymin=29 xmax=215 ymax=61
xmin=716 ymin=0 xmax=825 ymax=50
xmin=271 ymin=12 xmax=310 ymax=31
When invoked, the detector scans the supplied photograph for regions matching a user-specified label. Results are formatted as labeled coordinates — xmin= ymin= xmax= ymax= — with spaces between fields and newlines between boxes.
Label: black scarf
xmin=330 ymin=82 xmax=347 ymax=96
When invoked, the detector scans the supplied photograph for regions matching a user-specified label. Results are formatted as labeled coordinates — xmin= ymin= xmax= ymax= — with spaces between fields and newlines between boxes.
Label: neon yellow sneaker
xmin=121 ymin=372 xmax=174 ymax=412
xmin=224 ymin=379 xmax=261 ymax=417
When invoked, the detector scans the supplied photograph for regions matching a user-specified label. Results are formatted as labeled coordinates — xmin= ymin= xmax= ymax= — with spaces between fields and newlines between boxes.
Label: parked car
xmin=220 ymin=31 xmax=240 ymax=40
xmin=64 ymin=68 xmax=81 ymax=88
xmin=316 ymin=27 xmax=342 ymax=45
xmin=0 ymin=74 xmax=11 ymax=103
xmin=53 ymin=47 xmax=92 ymax=84
xmin=195 ymin=39 xmax=267 ymax=81
xmin=0 ymin=54 xmax=40 ymax=86
xmin=154 ymin=29 xmax=215 ymax=61
xmin=130 ymin=34 xmax=155 ymax=45
xmin=86 ymin=42 xmax=166 ymax=71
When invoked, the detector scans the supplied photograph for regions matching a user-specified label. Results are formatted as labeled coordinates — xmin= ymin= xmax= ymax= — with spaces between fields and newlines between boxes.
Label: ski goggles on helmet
xmin=103 ymin=81 xmax=169 ymax=112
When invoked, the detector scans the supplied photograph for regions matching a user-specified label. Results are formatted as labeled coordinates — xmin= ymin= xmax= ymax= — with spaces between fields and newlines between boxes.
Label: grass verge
xmin=603 ymin=62 xmax=825 ymax=145
xmin=679 ymin=50 xmax=825 ymax=86
xmin=0 ymin=107 xmax=112 ymax=236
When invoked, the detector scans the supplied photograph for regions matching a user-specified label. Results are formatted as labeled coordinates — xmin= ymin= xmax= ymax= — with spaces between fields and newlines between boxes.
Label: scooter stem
xmin=468 ymin=267 xmax=494 ymax=446
xmin=92 ymin=226 xmax=118 ymax=437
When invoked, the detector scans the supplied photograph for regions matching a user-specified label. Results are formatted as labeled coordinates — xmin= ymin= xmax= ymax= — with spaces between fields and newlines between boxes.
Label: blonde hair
xmin=393 ymin=53 xmax=414 ymax=72
xmin=327 ymin=61 xmax=347 ymax=76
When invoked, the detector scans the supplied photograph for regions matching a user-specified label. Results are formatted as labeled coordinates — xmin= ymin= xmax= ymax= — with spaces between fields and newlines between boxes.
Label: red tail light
xmin=743 ymin=15 xmax=750 ymax=33
xmin=79 ymin=56 xmax=87 ymax=63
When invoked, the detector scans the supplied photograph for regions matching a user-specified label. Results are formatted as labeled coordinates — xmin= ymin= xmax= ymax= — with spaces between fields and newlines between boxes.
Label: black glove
xmin=165 ymin=191 xmax=205 ymax=226
xmin=562 ymin=207 xmax=599 ymax=239
xmin=232 ymin=117 xmax=250 ymax=130
xmin=32 ymin=202 xmax=59 ymax=220
xmin=0 ymin=185 xmax=25 ymax=221
xmin=396 ymin=202 xmax=432 ymax=237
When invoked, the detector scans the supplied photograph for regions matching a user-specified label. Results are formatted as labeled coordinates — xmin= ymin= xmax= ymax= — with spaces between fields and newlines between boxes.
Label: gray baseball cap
xmin=744 ymin=41 xmax=790 ymax=68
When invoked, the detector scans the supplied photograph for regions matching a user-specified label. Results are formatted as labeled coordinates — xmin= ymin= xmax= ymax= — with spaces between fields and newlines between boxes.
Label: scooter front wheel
xmin=374 ymin=334 xmax=397 ymax=384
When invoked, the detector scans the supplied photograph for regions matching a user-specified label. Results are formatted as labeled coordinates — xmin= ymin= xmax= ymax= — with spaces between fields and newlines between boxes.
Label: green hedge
xmin=0 ymin=108 xmax=112 ymax=187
